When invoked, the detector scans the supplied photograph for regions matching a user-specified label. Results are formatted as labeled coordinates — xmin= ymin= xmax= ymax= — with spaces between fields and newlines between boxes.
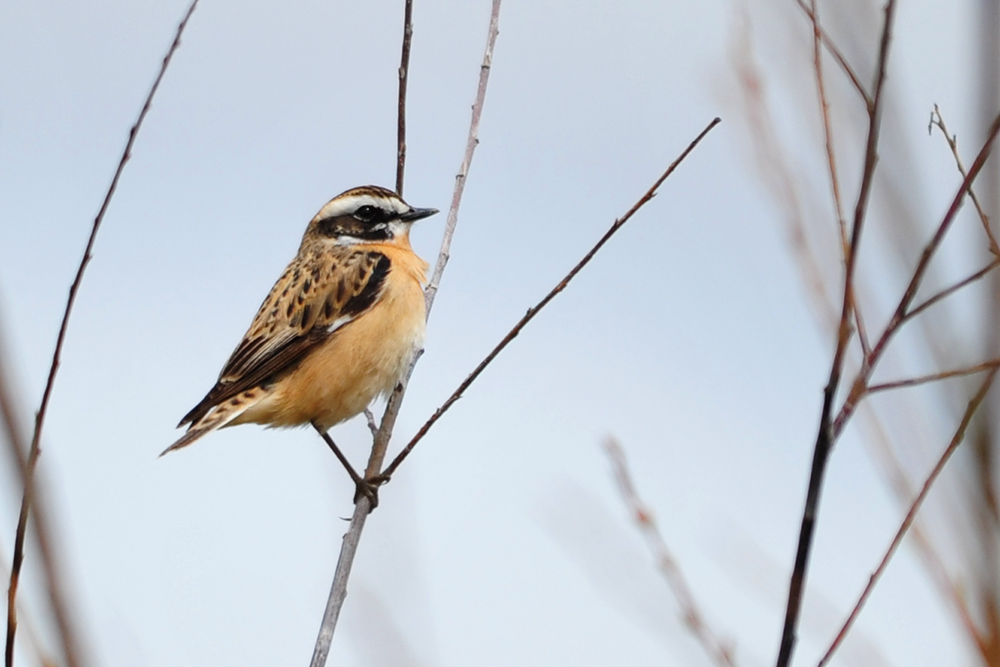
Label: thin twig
xmin=775 ymin=3 xmax=897 ymax=665
xmin=904 ymin=259 xmax=1000 ymax=323
xmin=383 ymin=117 xmax=722 ymax=480
xmin=792 ymin=0 xmax=873 ymax=112
xmin=307 ymin=3 xmax=503 ymax=664
xmin=817 ymin=368 xmax=998 ymax=667
xmin=0 ymin=313 xmax=84 ymax=667
xmin=604 ymin=438 xmax=736 ymax=667
xmin=423 ymin=0 xmax=501 ymax=316
xmin=5 ymin=3 xmax=199 ymax=665
xmin=867 ymin=360 xmax=1000 ymax=394
xmin=395 ymin=0 xmax=414 ymax=195
xmin=833 ymin=109 xmax=1000 ymax=437
xmin=363 ymin=409 xmax=379 ymax=438
xmin=929 ymin=104 xmax=999 ymax=256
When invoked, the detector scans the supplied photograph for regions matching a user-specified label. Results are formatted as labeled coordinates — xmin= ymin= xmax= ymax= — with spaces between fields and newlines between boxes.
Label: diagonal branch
xmin=382 ymin=117 xmax=722 ymax=480
xmin=604 ymin=437 xmax=736 ymax=667
xmin=817 ymin=368 xmax=998 ymax=667
xmin=307 ymin=2 xmax=503 ymax=664
xmin=928 ymin=104 xmax=999 ymax=256
xmin=791 ymin=0 xmax=873 ymax=112
xmin=775 ymin=2 xmax=897 ymax=665
xmin=5 ymin=3 xmax=199 ymax=665
xmin=867 ymin=360 xmax=1000 ymax=394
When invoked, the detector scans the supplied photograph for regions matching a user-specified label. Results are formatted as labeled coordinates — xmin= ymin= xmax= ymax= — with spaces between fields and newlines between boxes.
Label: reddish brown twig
xmin=929 ymin=104 xmax=999 ymax=256
xmin=395 ymin=0 xmax=414 ymax=195
xmin=867 ymin=360 xmax=1000 ymax=394
xmin=382 ymin=117 xmax=722 ymax=480
xmin=775 ymin=2 xmax=897 ymax=665
xmin=817 ymin=368 xmax=998 ymax=667
xmin=833 ymin=108 xmax=1000 ymax=438
xmin=5 ymin=3 xmax=199 ymax=665
xmin=792 ymin=0 xmax=873 ymax=112
xmin=604 ymin=438 xmax=736 ymax=667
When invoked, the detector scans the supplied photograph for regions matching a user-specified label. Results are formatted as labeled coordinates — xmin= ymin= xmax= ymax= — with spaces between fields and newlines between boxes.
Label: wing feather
xmin=179 ymin=247 xmax=391 ymax=427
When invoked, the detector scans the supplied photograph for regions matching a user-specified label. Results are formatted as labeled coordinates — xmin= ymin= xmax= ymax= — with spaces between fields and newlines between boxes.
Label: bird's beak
xmin=399 ymin=207 xmax=439 ymax=222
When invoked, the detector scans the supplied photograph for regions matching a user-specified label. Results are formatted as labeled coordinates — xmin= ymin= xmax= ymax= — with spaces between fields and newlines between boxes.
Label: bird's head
xmin=305 ymin=185 xmax=438 ymax=246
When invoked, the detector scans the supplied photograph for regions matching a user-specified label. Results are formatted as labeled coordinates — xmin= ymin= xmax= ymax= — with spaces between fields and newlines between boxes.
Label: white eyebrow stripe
xmin=316 ymin=193 xmax=409 ymax=219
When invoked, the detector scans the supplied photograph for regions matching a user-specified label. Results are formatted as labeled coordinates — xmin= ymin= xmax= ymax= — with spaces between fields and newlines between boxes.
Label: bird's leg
xmin=311 ymin=422 xmax=384 ymax=509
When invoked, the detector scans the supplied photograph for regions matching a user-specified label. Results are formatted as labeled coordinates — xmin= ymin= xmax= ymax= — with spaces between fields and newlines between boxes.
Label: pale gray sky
xmin=0 ymin=0 xmax=987 ymax=666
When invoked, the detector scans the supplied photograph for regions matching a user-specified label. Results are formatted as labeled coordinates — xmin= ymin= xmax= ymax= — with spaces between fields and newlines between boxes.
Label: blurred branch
xmin=383 ymin=117 xmax=722 ymax=480
xmin=929 ymin=104 xmax=999 ymax=256
xmin=308 ymin=2 xmax=502 ymax=664
xmin=0 ymin=314 xmax=84 ymax=667
xmin=791 ymin=0 xmax=872 ymax=112
xmin=395 ymin=0 xmax=414 ymax=195
xmin=775 ymin=2 xmax=897 ymax=665
xmin=4 ymin=2 xmax=199 ymax=665
xmin=904 ymin=259 xmax=1000 ymax=323
xmin=867 ymin=359 xmax=1000 ymax=394
xmin=604 ymin=437 xmax=736 ymax=667
xmin=818 ymin=368 xmax=998 ymax=667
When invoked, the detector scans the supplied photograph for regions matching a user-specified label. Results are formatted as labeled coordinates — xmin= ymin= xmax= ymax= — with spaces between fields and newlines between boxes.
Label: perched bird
xmin=164 ymin=185 xmax=437 ymax=472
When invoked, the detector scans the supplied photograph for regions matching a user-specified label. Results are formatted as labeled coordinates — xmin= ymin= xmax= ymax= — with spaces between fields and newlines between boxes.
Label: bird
xmin=163 ymin=185 xmax=437 ymax=500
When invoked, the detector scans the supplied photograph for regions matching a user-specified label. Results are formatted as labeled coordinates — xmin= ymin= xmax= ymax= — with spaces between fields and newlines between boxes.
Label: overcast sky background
xmin=0 ymin=0 xmax=991 ymax=666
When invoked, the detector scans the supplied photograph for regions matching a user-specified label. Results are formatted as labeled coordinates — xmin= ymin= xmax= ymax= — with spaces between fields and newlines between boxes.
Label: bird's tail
xmin=161 ymin=388 xmax=265 ymax=456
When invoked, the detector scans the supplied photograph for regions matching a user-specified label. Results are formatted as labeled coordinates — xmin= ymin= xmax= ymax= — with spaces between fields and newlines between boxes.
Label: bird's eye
xmin=354 ymin=205 xmax=378 ymax=221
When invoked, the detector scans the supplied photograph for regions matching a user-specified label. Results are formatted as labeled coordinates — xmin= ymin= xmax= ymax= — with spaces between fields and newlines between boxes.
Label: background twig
xmin=4 ymin=3 xmax=198 ymax=665
xmin=604 ymin=437 xmax=736 ymax=667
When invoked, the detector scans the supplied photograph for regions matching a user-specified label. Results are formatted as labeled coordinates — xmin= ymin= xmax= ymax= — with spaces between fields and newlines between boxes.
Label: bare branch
xmin=929 ymin=104 xmax=999 ymax=256
xmin=604 ymin=438 xmax=736 ymax=667
xmin=775 ymin=2 xmax=897 ymax=665
xmin=308 ymin=2 xmax=503 ymax=663
xmin=395 ymin=0 xmax=414 ymax=195
xmin=791 ymin=0 xmax=873 ymax=111
xmin=382 ymin=117 xmax=722 ymax=480
xmin=817 ymin=368 xmax=998 ymax=667
xmin=5 ymin=2 xmax=199 ymax=665
xmin=867 ymin=360 xmax=1000 ymax=394
xmin=363 ymin=409 xmax=379 ymax=438
xmin=833 ymin=108 xmax=1000 ymax=437
xmin=904 ymin=259 xmax=1000 ymax=323
xmin=422 ymin=0 xmax=502 ymax=316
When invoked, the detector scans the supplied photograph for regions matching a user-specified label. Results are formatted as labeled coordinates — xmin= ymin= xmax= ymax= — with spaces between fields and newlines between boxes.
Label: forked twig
xmin=834 ymin=108 xmax=1000 ymax=437
xmin=5 ymin=3 xmax=199 ymax=665
xmin=382 ymin=117 xmax=722 ymax=480
xmin=904 ymin=259 xmax=1000 ymax=323
xmin=604 ymin=438 xmax=736 ymax=667
xmin=791 ymin=0 xmax=873 ymax=112
xmin=307 ymin=2 xmax=503 ymax=664
xmin=928 ymin=104 xmax=999 ymax=256
xmin=817 ymin=368 xmax=998 ymax=666
xmin=775 ymin=2 xmax=897 ymax=665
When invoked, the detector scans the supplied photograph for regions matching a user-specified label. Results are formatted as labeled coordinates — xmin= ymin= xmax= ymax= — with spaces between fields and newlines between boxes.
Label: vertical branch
xmin=4 ymin=3 xmax=199 ymax=666
xmin=0 ymin=315 xmax=83 ymax=667
xmin=775 ymin=2 xmax=897 ymax=666
xmin=307 ymin=3 xmax=504 ymax=665
xmin=395 ymin=0 xmax=414 ymax=195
